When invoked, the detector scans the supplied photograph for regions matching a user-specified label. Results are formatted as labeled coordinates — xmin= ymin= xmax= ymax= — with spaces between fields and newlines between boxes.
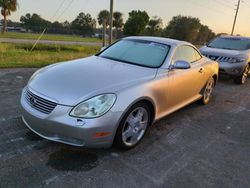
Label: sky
xmin=7 ymin=0 xmax=250 ymax=36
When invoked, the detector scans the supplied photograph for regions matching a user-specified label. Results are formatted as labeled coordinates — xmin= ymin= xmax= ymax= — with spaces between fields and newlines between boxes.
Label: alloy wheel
xmin=241 ymin=65 xmax=249 ymax=84
xmin=203 ymin=78 xmax=215 ymax=104
xmin=122 ymin=107 xmax=149 ymax=147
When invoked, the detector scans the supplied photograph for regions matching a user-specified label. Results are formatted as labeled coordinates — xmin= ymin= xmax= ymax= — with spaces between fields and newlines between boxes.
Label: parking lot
xmin=0 ymin=68 xmax=250 ymax=188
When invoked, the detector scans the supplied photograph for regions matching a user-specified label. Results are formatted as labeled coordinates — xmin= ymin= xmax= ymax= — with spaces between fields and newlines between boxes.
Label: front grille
xmin=217 ymin=56 xmax=233 ymax=62
xmin=204 ymin=54 xmax=233 ymax=62
xmin=25 ymin=89 xmax=57 ymax=114
xmin=204 ymin=54 xmax=219 ymax=61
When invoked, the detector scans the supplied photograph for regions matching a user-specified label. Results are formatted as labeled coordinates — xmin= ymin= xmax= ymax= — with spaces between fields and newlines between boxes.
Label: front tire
xmin=234 ymin=64 xmax=249 ymax=85
xmin=201 ymin=77 xmax=215 ymax=105
xmin=114 ymin=102 xmax=151 ymax=150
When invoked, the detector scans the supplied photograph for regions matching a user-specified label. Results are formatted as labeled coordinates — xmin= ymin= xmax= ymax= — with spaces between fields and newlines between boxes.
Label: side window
xmin=193 ymin=48 xmax=202 ymax=61
xmin=173 ymin=45 xmax=201 ymax=63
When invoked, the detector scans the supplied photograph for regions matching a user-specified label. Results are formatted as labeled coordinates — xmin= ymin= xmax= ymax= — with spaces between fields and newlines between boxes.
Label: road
xmin=0 ymin=38 xmax=102 ymax=46
xmin=0 ymin=68 xmax=250 ymax=188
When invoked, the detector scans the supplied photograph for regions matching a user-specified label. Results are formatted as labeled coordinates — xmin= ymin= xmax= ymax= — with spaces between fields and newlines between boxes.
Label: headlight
xmin=226 ymin=57 xmax=246 ymax=63
xmin=70 ymin=94 xmax=116 ymax=118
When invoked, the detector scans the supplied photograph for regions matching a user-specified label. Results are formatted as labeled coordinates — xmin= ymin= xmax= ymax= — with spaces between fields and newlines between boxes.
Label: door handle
xmin=199 ymin=68 xmax=204 ymax=73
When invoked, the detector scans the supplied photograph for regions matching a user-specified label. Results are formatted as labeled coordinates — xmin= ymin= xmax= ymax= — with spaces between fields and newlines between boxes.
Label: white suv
xmin=200 ymin=35 xmax=250 ymax=84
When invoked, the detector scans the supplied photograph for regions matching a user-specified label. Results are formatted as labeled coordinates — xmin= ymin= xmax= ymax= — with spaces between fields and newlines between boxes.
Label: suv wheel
xmin=234 ymin=64 xmax=249 ymax=85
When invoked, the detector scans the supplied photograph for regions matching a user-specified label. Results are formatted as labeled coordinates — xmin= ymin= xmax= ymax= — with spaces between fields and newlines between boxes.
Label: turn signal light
xmin=93 ymin=132 xmax=112 ymax=138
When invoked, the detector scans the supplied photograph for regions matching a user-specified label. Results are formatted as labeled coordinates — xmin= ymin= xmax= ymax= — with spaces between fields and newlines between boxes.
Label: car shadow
xmin=45 ymin=146 xmax=99 ymax=172
xmin=25 ymin=131 xmax=43 ymax=141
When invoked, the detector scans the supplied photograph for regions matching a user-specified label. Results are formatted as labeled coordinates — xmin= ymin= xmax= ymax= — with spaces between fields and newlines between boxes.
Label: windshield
xmin=98 ymin=39 xmax=170 ymax=68
xmin=208 ymin=37 xmax=250 ymax=51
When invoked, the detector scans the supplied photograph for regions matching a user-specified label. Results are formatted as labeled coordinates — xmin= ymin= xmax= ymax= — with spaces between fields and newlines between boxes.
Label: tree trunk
xmin=1 ymin=10 xmax=7 ymax=34
xmin=102 ymin=20 xmax=106 ymax=47
xmin=115 ymin=27 xmax=118 ymax=39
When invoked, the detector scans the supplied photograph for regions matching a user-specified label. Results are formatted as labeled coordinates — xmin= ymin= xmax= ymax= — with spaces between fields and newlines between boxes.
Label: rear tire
xmin=114 ymin=102 xmax=151 ymax=150
xmin=201 ymin=77 xmax=215 ymax=105
xmin=234 ymin=64 xmax=249 ymax=85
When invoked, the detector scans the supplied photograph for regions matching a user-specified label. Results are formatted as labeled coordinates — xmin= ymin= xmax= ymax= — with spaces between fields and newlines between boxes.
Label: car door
xmin=167 ymin=45 xmax=205 ymax=110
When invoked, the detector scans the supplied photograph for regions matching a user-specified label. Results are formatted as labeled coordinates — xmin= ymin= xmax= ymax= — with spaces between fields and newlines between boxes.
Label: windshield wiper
xmin=208 ymin=46 xmax=234 ymax=50
xmin=100 ymin=56 xmax=135 ymax=64
xmin=99 ymin=55 xmax=155 ymax=68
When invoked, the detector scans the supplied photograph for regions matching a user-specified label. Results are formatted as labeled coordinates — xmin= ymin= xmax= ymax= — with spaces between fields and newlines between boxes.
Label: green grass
xmin=0 ymin=43 xmax=100 ymax=68
xmin=0 ymin=32 xmax=101 ymax=43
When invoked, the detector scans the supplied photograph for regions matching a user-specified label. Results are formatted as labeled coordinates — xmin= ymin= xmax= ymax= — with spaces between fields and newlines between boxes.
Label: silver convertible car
xmin=21 ymin=36 xmax=219 ymax=149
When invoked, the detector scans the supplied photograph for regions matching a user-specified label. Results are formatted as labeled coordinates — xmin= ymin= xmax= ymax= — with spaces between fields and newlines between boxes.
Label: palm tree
xmin=0 ymin=0 xmax=18 ymax=34
xmin=98 ymin=10 xmax=109 ymax=47
xmin=113 ymin=12 xmax=123 ymax=39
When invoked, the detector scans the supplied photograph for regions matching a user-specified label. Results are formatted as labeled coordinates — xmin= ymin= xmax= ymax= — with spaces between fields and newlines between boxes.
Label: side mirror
xmin=100 ymin=46 xmax=107 ymax=52
xmin=172 ymin=60 xmax=191 ymax=70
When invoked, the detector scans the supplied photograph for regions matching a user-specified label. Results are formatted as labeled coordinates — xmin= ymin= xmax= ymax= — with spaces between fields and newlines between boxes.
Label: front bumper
xmin=21 ymin=88 xmax=122 ymax=148
xmin=219 ymin=61 xmax=247 ymax=76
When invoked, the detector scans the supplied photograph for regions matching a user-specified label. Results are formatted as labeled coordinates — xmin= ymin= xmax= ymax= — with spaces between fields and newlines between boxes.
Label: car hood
xmin=28 ymin=56 xmax=157 ymax=105
xmin=200 ymin=46 xmax=248 ymax=57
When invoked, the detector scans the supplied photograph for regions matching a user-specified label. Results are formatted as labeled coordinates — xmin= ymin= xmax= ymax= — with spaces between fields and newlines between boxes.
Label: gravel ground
xmin=0 ymin=68 xmax=249 ymax=188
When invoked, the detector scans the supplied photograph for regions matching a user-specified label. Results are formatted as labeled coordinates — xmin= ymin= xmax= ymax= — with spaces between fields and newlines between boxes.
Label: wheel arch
xmin=122 ymin=97 xmax=156 ymax=125
xmin=112 ymin=97 xmax=156 ymax=148
xmin=199 ymin=74 xmax=217 ymax=95
xmin=212 ymin=74 xmax=218 ymax=86
xmin=137 ymin=98 xmax=156 ymax=125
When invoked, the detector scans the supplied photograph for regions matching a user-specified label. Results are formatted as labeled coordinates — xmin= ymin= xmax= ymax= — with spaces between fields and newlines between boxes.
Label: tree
xmin=20 ymin=13 xmax=51 ymax=32
xmin=71 ymin=12 xmax=95 ymax=36
xmin=98 ymin=10 xmax=109 ymax=46
xmin=196 ymin=25 xmax=215 ymax=45
xmin=60 ymin=20 xmax=71 ymax=34
xmin=62 ymin=20 xmax=70 ymax=28
xmin=113 ymin=11 xmax=123 ymax=39
xmin=124 ymin=10 xmax=149 ymax=36
xmin=163 ymin=15 xmax=215 ymax=44
xmin=20 ymin=13 xmax=31 ymax=26
xmin=0 ymin=18 xmax=20 ymax=27
xmin=146 ymin=16 xmax=163 ymax=36
xmin=50 ymin=21 xmax=64 ymax=34
xmin=0 ymin=0 xmax=18 ymax=34
xmin=163 ymin=15 xmax=201 ymax=43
